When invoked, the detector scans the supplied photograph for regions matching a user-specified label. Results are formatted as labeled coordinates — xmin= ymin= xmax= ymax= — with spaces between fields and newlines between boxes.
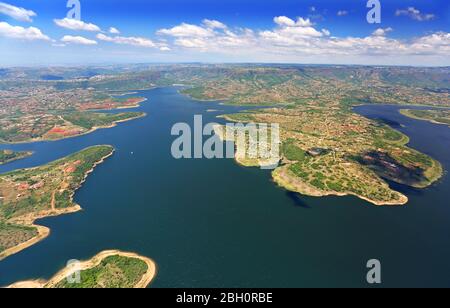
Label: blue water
xmin=0 ymin=88 xmax=449 ymax=287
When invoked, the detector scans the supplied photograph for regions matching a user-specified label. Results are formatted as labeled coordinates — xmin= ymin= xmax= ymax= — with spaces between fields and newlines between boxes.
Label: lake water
xmin=0 ymin=88 xmax=449 ymax=287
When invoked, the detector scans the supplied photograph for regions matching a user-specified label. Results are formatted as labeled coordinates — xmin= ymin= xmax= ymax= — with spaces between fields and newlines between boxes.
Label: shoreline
xmin=400 ymin=109 xmax=450 ymax=128
xmin=0 ymin=151 xmax=33 ymax=165
xmin=0 ymin=149 xmax=115 ymax=262
xmin=213 ymin=125 xmax=410 ymax=206
xmin=6 ymin=250 xmax=157 ymax=288
xmin=272 ymin=166 xmax=409 ymax=206
xmin=0 ymin=112 xmax=147 ymax=146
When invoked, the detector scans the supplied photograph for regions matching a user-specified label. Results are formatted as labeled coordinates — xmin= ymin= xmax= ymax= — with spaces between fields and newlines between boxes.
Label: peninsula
xmin=0 ymin=145 xmax=114 ymax=261
xmin=0 ymin=150 xmax=33 ymax=165
xmin=400 ymin=109 xmax=450 ymax=127
xmin=215 ymin=106 xmax=442 ymax=206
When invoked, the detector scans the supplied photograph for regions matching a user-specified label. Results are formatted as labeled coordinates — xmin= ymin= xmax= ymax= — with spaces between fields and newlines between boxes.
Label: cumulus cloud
xmin=109 ymin=27 xmax=120 ymax=34
xmin=0 ymin=21 xmax=49 ymax=40
xmin=410 ymin=32 xmax=450 ymax=54
xmin=395 ymin=7 xmax=435 ymax=21
xmin=54 ymin=18 xmax=101 ymax=32
xmin=96 ymin=33 xmax=170 ymax=51
xmin=337 ymin=10 xmax=348 ymax=17
xmin=0 ymin=2 xmax=36 ymax=22
xmin=274 ymin=16 xmax=313 ymax=27
xmin=202 ymin=19 xmax=227 ymax=29
xmin=61 ymin=35 xmax=97 ymax=45
xmin=156 ymin=17 xmax=449 ymax=62
xmin=372 ymin=27 xmax=393 ymax=37
xmin=157 ymin=23 xmax=214 ymax=37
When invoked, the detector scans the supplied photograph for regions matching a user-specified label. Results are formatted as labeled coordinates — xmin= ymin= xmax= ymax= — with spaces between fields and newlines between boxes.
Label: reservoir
xmin=0 ymin=88 xmax=449 ymax=287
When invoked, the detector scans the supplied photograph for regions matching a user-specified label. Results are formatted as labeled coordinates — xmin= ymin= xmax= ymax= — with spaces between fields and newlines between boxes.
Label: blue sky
xmin=0 ymin=0 xmax=449 ymax=66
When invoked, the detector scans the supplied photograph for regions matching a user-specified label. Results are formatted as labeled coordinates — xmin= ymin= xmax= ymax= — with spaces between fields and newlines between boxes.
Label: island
xmin=0 ymin=145 xmax=114 ymax=261
xmin=400 ymin=109 xmax=450 ymax=127
xmin=7 ymin=250 xmax=157 ymax=288
xmin=0 ymin=150 xmax=33 ymax=165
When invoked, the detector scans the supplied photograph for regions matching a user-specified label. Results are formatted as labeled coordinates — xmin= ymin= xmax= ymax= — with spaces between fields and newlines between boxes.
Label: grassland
xmin=0 ymin=145 xmax=114 ymax=260
xmin=400 ymin=109 xmax=450 ymax=127
xmin=7 ymin=250 xmax=157 ymax=289
xmin=0 ymin=150 xmax=32 ymax=165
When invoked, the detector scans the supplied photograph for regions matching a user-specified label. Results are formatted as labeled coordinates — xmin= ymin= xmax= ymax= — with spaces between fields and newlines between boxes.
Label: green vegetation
xmin=219 ymin=103 xmax=442 ymax=205
xmin=53 ymin=255 xmax=148 ymax=288
xmin=0 ymin=145 xmax=114 ymax=219
xmin=62 ymin=112 xmax=145 ymax=130
xmin=0 ymin=146 xmax=114 ymax=258
xmin=0 ymin=222 xmax=37 ymax=253
xmin=0 ymin=150 xmax=32 ymax=165
xmin=400 ymin=109 xmax=450 ymax=127
xmin=0 ymin=111 xmax=145 ymax=143
xmin=282 ymin=139 xmax=308 ymax=162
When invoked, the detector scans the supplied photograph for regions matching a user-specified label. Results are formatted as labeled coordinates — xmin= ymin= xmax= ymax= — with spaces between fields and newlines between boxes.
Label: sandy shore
xmin=7 ymin=250 xmax=157 ymax=289
xmin=0 ymin=207 xmax=80 ymax=262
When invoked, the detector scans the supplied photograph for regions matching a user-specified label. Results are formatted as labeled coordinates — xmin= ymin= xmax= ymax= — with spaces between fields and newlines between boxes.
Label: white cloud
xmin=337 ymin=10 xmax=348 ymax=17
xmin=0 ymin=21 xmax=49 ymax=40
xmin=61 ymin=35 xmax=97 ymax=45
xmin=0 ymin=2 xmax=36 ymax=22
xmin=97 ymin=33 xmax=169 ymax=50
xmin=54 ymin=18 xmax=101 ymax=32
xmin=296 ymin=17 xmax=313 ymax=27
xmin=395 ymin=7 xmax=435 ymax=21
xmin=372 ymin=27 xmax=393 ymax=37
xmin=410 ymin=32 xmax=450 ymax=54
xmin=274 ymin=16 xmax=313 ymax=27
xmin=156 ymin=17 xmax=449 ymax=64
xmin=157 ymin=23 xmax=214 ymax=37
xmin=202 ymin=19 xmax=227 ymax=29
xmin=273 ymin=16 xmax=296 ymax=27
xmin=109 ymin=27 xmax=120 ymax=34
